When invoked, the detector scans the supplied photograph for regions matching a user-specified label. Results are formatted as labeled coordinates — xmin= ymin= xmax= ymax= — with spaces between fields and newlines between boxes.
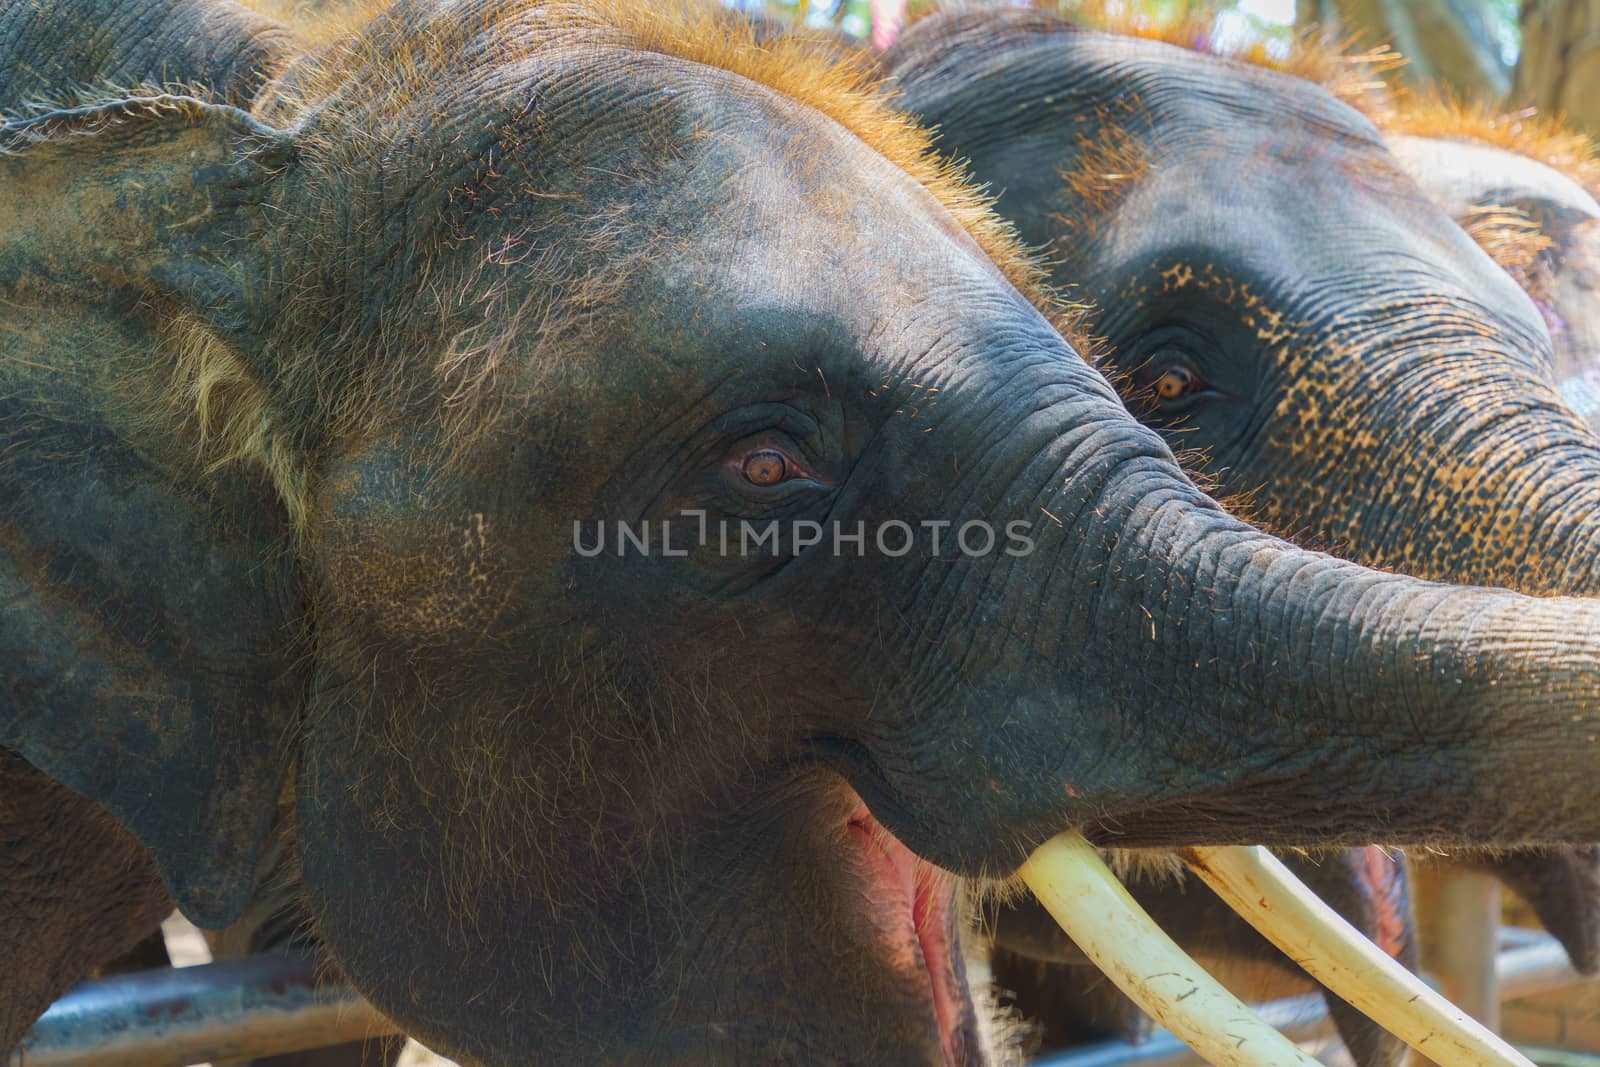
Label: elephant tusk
xmin=1179 ymin=845 xmax=1533 ymax=1067
xmin=1019 ymin=831 xmax=1318 ymax=1067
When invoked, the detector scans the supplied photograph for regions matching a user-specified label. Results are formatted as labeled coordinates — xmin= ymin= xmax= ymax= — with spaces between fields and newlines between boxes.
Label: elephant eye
xmin=742 ymin=449 xmax=790 ymax=486
xmin=1151 ymin=364 xmax=1204 ymax=402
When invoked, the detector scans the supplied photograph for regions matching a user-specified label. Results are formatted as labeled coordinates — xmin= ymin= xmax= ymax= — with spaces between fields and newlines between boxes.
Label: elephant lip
xmin=846 ymin=802 xmax=976 ymax=1066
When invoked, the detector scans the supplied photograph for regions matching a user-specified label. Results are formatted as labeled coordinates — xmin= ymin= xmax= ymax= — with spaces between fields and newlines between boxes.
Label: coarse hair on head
xmin=232 ymin=0 xmax=1095 ymax=477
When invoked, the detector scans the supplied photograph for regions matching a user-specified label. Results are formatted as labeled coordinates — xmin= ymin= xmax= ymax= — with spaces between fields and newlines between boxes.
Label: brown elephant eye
xmin=742 ymin=449 xmax=789 ymax=486
xmin=1152 ymin=364 xmax=1203 ymax=402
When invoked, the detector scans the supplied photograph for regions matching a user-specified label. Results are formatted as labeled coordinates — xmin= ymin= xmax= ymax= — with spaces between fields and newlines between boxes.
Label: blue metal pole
xmin=11 ymin=954 xmax=395 ymax=1067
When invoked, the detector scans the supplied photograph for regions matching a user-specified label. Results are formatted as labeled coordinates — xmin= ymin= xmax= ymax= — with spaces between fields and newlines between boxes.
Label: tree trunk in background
xmin=1298 ymin=0 xmax=1510 ymax=100
xmin=1516 ymin=0 xmax=1600 ymax=135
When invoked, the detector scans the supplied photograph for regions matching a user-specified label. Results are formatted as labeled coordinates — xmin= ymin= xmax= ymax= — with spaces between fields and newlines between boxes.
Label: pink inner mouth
xmin=1360 ymin=845 xmax=1410 ymax=960
xmin=846 ymin=802 xmax=972 ymax=1066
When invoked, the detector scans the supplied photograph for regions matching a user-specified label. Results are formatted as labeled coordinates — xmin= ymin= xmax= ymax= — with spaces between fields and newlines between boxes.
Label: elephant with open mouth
xmin=6 ymin=2 xmax=1600 ymax=1065
xmin=884 ymin=7 xmax=1600 ymax=1062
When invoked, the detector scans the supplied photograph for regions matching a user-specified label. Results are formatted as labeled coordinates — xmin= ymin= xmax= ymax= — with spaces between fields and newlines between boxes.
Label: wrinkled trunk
xmin=1233 ymin=322 xmax=1600 ymax=600
xmin=882 ymin=454 xmax=1600 ymax=874
xmin=1074 ymin=538 xmax=1600 ymax=850
xmin=1419 ymin=408 xmax=1600 ymax=597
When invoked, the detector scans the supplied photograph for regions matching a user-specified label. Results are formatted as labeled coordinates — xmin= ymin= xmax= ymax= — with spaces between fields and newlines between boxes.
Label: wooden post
xmin=1417 ymin=863 xmax=1504 ymax=1033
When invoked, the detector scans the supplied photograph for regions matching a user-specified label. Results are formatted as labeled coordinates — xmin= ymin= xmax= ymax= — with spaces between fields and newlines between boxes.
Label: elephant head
xmin=885 ymin=9 xmax=1600 ymax=593
xmin=7 ymin=3 xmax=1600 ymax=1065
xmin=884 ymin=8 xmax=1600 ymax=1060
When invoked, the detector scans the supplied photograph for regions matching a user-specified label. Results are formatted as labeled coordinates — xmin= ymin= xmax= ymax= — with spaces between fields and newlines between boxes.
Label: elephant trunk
xmin=1274 ymin=325 xmax=1600 ymax=598
xmin=1461 ymin=417 xmax=1600 ymax=597
xmin=1076 ymin=502 xmax=1600 ymax=851
xmin=877 ymin=447 xmax=1600 ymax=876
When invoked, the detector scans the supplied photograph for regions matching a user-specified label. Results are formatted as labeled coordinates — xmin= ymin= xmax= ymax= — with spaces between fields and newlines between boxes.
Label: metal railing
xmin=10 ymin=955 xmax=391 ymax=1067
xmin=11 ymin=928 xmax=1593 ymax=1067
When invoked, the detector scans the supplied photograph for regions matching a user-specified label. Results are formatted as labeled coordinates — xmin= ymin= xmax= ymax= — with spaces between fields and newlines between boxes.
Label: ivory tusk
xmin=1019 ymin=831 xmax=1317 ymax=1067
xmin=1180 ymin=845 xmax=1533 ymax=1067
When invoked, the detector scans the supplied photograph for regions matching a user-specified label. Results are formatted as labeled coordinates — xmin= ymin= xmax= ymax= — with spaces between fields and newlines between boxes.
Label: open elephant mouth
xmin=1360 ymin=846 xmax=1411 ymax=962
xmin=846 ymin=801 xmax=982 ymax=1067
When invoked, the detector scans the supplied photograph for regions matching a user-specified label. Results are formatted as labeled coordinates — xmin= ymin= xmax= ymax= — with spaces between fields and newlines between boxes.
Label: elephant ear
xmin=1385 ymin=133 xmax=1600 ymax=250
xmin=0 ymin=96 xmax=307 ymax=928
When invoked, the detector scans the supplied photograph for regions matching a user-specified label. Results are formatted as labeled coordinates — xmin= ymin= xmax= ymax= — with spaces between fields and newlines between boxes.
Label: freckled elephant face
xmin=1078 ymin=133 xmax=1548 ymax=535
xmin=1383 ymin=132 xmax=1600 ymax=431
xmin=888 ymin=12 xmax=1600 ymax=592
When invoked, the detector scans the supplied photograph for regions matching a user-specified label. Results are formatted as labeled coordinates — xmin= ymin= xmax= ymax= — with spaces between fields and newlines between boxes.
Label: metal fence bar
xmin=10 ymin=955 xmax=396 ymax=1067
xmin=12 ymin=929 xmax=1592 ymax=1067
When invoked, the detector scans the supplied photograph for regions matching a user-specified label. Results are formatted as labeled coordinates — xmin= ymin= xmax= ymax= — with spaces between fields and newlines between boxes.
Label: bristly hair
xmin=157 ymin=310 xmax=312 ymax=533
xmin=1029 ymin=0 xmax=1402 ymax=118
xmin=1384 ymin=91 xmax=1600 ymax=199
xmin=1031 ymin=1 xmax=1600 ymax=195
xmin=1457 ymin=203 xmax=1558 ymax=304
xmin=237 ymin=0 xmax=392 ymax=43
xmin=257 ymin=0 xmax=1077 ymax=337
xmin=129 ymin=0 xmax=1096 ymax=531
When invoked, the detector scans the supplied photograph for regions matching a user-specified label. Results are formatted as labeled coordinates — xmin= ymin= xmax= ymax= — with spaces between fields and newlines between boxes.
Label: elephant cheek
xmin=315 ymin=443 xmax=528 ymax=646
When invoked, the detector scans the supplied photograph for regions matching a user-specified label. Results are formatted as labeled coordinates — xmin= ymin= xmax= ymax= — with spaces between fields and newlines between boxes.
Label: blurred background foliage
xmin=751 ymin=0 xmax=1600 ymax=136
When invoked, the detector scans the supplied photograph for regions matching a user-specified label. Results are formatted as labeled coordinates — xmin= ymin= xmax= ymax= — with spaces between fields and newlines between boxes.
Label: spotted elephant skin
xmin=7 ymin=3 xmax=1600 ymax=1066
xmin=886 ymin=9 xmax=1600 ymax=1063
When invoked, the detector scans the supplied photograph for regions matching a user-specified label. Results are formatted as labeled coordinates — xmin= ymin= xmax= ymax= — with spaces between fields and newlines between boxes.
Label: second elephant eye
xmin=1152 ymin=364 xmax=1204 ymax=402
xmin=742 ymin=449 xmax=790 ymax=486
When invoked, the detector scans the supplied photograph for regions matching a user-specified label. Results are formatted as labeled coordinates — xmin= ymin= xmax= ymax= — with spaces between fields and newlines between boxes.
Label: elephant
xmin=882 ymin=7 xmax=1600 ymax=1061
xmin=8 ymin=3 xmax=1600 ymax=1066
xmin=0 ymin=6 xmax=405 ymax=1065
xmin=1383 ymin=129 xmax=1600 ymax=429
xmin=1387 ymin=122 xmax=1600 ymax=1006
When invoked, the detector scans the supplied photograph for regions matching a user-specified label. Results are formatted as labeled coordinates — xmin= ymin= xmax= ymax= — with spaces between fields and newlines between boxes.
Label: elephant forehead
xmin=1044 ymin=41 xmax=1547 ymax=338
xmin=1082 ymin=138 xmax=1549 ymax=345
xmin=280 ymin=0 xmax=1095 ymax=440
xmin=653 ymin=105 xmax=1034 ymax=326
xmin=1068 ymin=32 xmax=1383 ymax=146
xmin=290 ymin=0 xmax=1052 ymax=309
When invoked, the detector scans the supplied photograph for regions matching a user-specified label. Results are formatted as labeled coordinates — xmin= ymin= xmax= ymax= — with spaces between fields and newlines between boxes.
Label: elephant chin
xmin=846 ymin=800 xmax=983 ymax=1067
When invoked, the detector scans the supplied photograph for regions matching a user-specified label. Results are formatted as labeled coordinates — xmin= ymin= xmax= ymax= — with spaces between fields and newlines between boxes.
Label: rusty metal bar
xmin=10 ymin=954 xmax=397 ymax=1067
